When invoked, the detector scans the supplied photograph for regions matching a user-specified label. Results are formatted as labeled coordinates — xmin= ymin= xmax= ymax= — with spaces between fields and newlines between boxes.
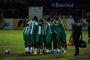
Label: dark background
xmin=0 ymin=0 xmax=90 ymax=18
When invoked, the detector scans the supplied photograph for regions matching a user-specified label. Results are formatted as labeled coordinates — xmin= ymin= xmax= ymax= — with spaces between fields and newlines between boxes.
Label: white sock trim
xmin=25 ymin=47 xmax=29 ymax=52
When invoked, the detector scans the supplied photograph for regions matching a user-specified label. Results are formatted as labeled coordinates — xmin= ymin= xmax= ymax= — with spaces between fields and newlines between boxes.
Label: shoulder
xmin=34 ymin=21 xmax=38 ymax=25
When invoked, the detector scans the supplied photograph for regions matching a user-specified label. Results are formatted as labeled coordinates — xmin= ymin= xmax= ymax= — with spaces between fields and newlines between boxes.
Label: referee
xmin=70 ymin=17 xmax=82 ymax=57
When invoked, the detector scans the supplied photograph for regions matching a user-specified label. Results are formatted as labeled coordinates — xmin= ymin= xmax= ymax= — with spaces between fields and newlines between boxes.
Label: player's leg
xmin=57 ymin=31 xmax=62 ymax=54
xmin=73 ymin=37 xmax=79 ymax=56
xmin=29 ymin=34 xmax=35 ymax=54
xmin=33 ymin=34 xmax=40 ymax=54
xmin=27 ymin=33 xmax=33 ymax=54
xmin=24 ymin=34 xmax=30 ymax=53
xmin=43 ymin=35 xmax=46 ymax=51
xmin=39 ymin=35 xmax=44 ymax=54
xmin=63 ymin=34 xmax=67 ymax=51
xmin=61 ymin=32 xmax=67 ymax=54
xmin=45 ymin=34 xmax=52 ymax=54
xmin=52 ymin=34 xmax=57 ymax=54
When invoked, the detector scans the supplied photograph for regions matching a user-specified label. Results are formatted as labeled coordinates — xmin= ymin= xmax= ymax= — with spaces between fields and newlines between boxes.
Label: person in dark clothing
xmin=86 ymin=15 xmax=90 ymax=43
xmin=0 ymin=16 xmax=5 ymax=29
xmin=70 ymin=17 xmax=82 ymax=57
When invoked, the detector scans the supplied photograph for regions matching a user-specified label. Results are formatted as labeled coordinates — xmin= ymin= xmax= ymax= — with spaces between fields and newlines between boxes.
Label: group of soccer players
xmin=23 ymin=16 xmax=67 ymax=55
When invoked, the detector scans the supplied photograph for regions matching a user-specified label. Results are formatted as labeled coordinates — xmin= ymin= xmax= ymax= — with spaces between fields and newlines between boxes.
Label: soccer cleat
xmin=45 ymin=49 xmax=50 ymax=54
xmin=62 ymin=50 xmax=67 ymax=54
xmin=33 ymin=51 xmax=37 ymax=55
xmin=25 ymin=47 xmax=29 ymax=53
xmin=40 ymin=51 xmax=43 ymax=54
xmin=57 ymin=49 xmax=61 ymax=54
xmin=29 ymin=47 xmax=33 ymax=54
xmin=33 ymin=49 xmax=38 ymax=55
xmin=40 ymin=49 xmax=43 ymax=54
xmin=53 ymin=49 xmax=57 ymax=54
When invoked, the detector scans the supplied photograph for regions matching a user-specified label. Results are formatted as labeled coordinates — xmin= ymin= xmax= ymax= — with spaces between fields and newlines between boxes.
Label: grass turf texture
xmin=0 ymin=30 xmax=90 ymax=60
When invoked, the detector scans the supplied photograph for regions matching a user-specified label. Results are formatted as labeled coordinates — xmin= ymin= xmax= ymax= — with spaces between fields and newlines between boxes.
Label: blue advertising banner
xmin=50 ymin=0 xmax=74 ymax=9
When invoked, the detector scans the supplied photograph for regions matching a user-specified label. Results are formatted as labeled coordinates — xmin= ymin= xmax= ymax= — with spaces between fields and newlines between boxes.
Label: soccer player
xmin=70 ymin=16 xmax=82 ymax=57
xmin=45 ymin=17 xmax=53 ymax=54
xmin=35 ymin=19 xmax=44 ymax=54
xmin=50 ymin=16 xmax=58 ymax=54
xmin=29 ymin=16 xmax=38 ymax=54
xmin=52 ymin=17 xmax=62 ymax=54
xmin=42 ymin=18 xmax=47 ymax=50
xmin=59 ymin=20 xmax=67 ymax=54
xmin=23 ymin=23 xmax=31 ymax=54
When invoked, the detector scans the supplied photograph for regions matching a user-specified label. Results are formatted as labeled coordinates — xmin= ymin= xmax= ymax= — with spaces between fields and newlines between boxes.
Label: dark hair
xmin=33 ymin=16 xmax=38 ymax=21
xmin=38 ymin=19 xmax=43 ymax=25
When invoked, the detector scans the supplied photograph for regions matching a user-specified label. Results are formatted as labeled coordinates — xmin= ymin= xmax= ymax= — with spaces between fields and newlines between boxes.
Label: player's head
xmin=38 ymin=19 xmax=43 ymax=25
xmin=33 ymin=16 xmax=38 ymax=21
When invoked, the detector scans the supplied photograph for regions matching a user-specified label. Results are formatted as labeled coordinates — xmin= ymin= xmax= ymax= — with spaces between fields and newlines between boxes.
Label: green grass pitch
xmin=0 ymin=30 xmax=90 ymax=60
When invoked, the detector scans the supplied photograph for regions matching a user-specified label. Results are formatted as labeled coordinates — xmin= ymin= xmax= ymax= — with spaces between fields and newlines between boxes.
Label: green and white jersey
xmin=27 ymin=20 xmax=32 ymax=28
xmin=23 ymin=26 xmax=30 ymax=35
xmin=47 ymin=22 xmax=52 ymax=34
xmin=37 ymin=25 xmax=44 ymax=35
xmin=43 ymin=21 xmax=47 ymax=31
xmin=59 ymin=20 xmax=66 ymax=35
xmin=30 ymin=20 xmax=38 ymax=34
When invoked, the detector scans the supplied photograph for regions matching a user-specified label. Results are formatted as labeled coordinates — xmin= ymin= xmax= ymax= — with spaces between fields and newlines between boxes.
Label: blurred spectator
xmin=0 ymin=16 xmax=5 ymax=29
